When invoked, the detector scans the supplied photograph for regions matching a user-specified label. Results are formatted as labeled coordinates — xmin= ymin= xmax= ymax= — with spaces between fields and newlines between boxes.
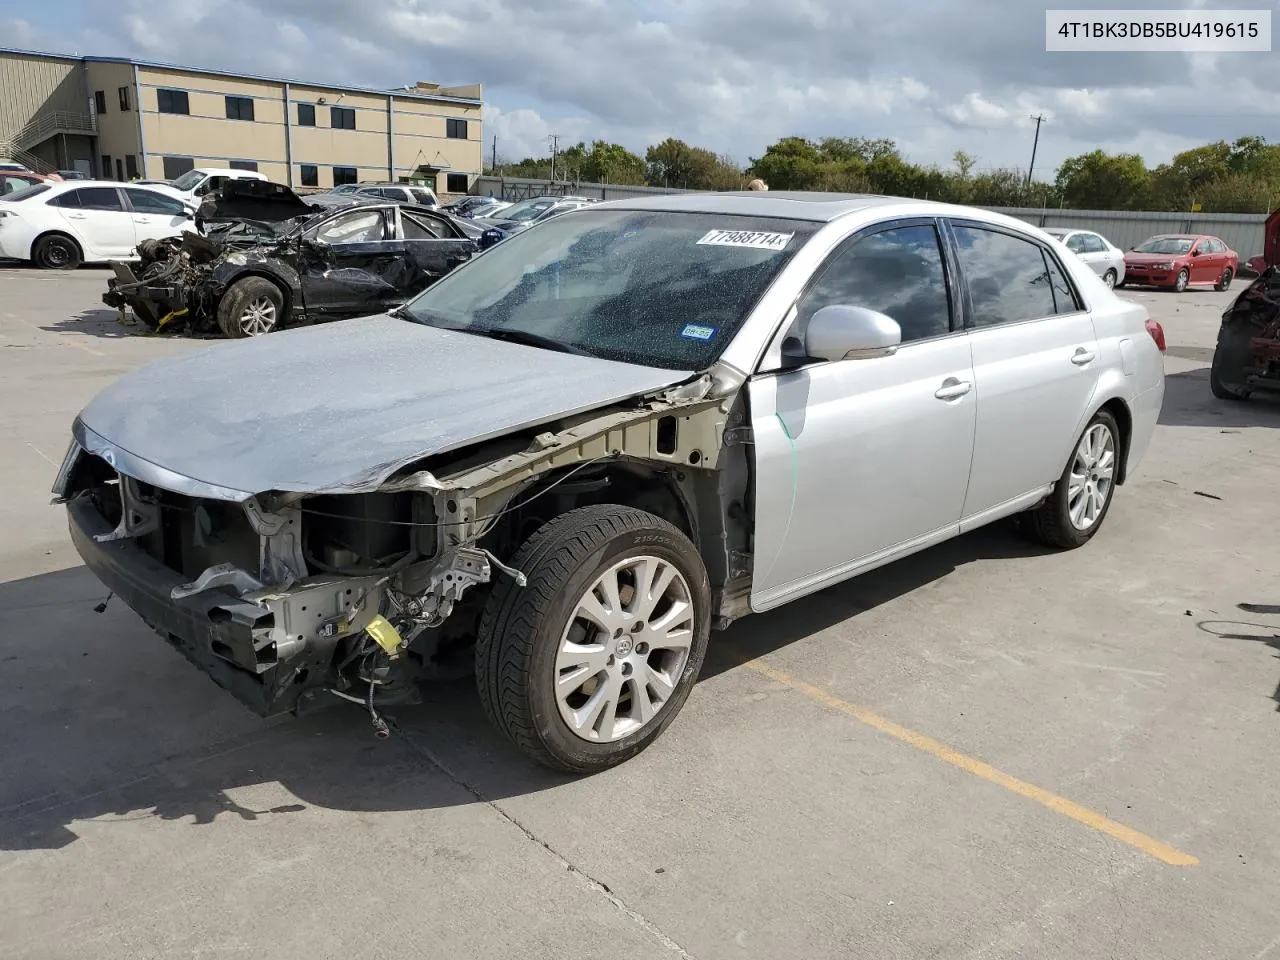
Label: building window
xmin=225 ymin=96 xmax=255 ymax=121
xmin=300 ymin=164 xmax=318 ymax=187
xmin=115 ymin=158 xmax=124 ymax=180
xmin=333 ymin=166 xmax=358 ymax=185
xmin=162 ymin=156 xmax=196 ymax=179
xmin=94 ymin=90 xmax=107 ymax=114
xmin=157 ymin=89 xmax=190 ymax=115
xmin=330 ymin=106 xmax=356 ymax=130
xmin=446 ymin=173 xmax=469 ymax=193
xmin=229 ymin=160 xmax=259 ymax=171
xmin=101 ymin=155 xmax=112 ymax=179
xmin=446 ymin=118 xmax=468 ymax=139
xmin=125 ymin=155 xmax=139 ymax=179
xmin=297 ymin=103 xmax=315 ymax=126
xmin=118 ymin=87 xmax=131 ymax=111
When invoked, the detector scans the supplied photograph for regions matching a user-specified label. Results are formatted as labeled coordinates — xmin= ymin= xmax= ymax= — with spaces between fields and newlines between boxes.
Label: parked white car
xmin=1044 ymin=228 xmax=1127 ymax=289
xmin=0 ymin=181 xmax=197 ymax=269
xmin=147 ymin=168 xmax=269 ymax=205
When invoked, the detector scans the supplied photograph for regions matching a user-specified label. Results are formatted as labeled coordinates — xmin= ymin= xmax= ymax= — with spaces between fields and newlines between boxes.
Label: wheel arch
xmin=1097 ymin=395 xmax=1133 ymax=485
xmin=213 ymin=269 xmax=295 ymax=323
xmin=32 ymin=229 xmax=85 ymax=263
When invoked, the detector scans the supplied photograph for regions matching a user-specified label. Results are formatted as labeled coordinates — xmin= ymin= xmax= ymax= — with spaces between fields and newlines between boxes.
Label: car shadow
xmin=0 ymin=520 xmax=1051 ymax=851
xmin=1158 ymin=367 xmax=1280 ymax=428
xmin=44 ymin=307 xmax=219 ymax=341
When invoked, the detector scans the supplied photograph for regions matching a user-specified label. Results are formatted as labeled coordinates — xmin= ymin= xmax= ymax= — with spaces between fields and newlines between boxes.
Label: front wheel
xmin=476 ymin=505 xmax=711 ymax=773
xmin=217 ymin=276 xmax=284 ymax=337
xmin=1024 ymin=410 xmax=1120 ymax=549
xmin=1173 ymin=268 xmax=1189 ymax=293
xmin=33 ymin=233 xmax=82 ymax=270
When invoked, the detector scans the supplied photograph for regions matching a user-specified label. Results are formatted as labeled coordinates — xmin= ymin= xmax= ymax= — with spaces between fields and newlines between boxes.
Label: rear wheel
xmin=1024 ymin=410 xmax=1120 ymax=549
xmin=1215 ymin=267 xmax=1234 ymax=292
xmin=217 ymin=276 xmax=284 ymax=337
xmin=1102 ymin=269 xmax=1117 ymax=289
xmin=33 ymin=233 xmax=82 ymax=270
xmin=476 ymin=505 xmax=711 ymax=773
xmin=1210 ymin=332 xmax=1252 ymax=401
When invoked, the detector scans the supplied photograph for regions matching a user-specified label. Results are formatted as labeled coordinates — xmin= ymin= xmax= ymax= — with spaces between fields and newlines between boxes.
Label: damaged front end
xmin=1213 ymin=267 xmax=1280 ymax=397
xmin=53 ymin=369 xmax=747 ymax=724
xmin=102 ymin=232 xmax=229 ymax=333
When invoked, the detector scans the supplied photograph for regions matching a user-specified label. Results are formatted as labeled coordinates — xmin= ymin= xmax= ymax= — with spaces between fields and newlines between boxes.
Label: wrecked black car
xmin=103 ymin=179 xmax=490 ymax=338
xmin=1210 ymin=266 xmax=1280 ymax=400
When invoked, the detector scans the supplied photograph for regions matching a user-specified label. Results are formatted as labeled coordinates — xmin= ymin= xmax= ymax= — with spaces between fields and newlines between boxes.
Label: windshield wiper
xmin=475 ymin=327 xmax=592 ymax=356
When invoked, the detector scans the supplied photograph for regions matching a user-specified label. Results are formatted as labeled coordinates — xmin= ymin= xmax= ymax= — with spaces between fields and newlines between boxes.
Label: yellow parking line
xmin=741 ymin=657 xmax=1198 ymax=867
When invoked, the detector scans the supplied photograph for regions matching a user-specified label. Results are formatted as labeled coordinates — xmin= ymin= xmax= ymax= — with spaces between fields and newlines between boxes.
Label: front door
xmin=49 ymin=186 xmax=136 ymax=258
xmin=748 ymin=220 xmax=976 ymax=612
xmin=946 ymin=220 xmax=1103 ymax=523
xmin=123 ymin=187 xmax=191 ymax=244
xmin=300 ymin=206 xmax=405 ymax=319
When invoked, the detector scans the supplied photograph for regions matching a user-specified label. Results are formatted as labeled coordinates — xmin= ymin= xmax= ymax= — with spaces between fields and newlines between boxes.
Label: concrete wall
xmin=0 ymin=51 xmax=85 ymax=140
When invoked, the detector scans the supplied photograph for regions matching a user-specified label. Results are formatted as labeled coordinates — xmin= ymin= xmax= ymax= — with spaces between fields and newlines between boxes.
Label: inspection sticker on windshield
xmin=696 ymin=229 xmax=794 ymax=251
xmin=680 ymin=324 xmax=717 ymax=341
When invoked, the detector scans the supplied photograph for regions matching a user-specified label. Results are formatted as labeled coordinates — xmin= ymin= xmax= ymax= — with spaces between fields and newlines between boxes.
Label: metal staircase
xmin=0 ymin=111 xmax=97 ymax=173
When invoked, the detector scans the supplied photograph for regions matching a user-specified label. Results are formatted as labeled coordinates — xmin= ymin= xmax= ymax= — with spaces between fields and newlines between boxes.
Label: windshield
xmin=170 ymin=170 xmax=206 ymax=191
xmin=1135 ymin=237 xmax=1194 ymax=255
xmin=495 ymin=198 xmax=558 ymax=222
xmin=399 ymin=209 xmax=816 ymax=370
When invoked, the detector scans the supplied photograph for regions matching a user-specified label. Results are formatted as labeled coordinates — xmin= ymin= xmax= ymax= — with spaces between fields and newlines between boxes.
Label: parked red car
xmin=1121 ymin=233 xmax=1238 ymax=292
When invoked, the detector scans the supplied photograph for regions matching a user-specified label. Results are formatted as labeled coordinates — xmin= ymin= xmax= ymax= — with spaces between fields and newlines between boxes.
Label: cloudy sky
xmin=4 ymin=0 xmax=1279 ymax=178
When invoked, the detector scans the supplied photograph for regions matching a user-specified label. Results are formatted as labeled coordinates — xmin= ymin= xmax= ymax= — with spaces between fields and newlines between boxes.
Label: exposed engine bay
xmin=54 ymin=367 xmax=754 ymax=732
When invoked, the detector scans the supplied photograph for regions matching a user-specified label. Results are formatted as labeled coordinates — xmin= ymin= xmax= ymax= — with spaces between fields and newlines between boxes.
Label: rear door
xmin=47 ymin=186 xmax=136 ymax=258
xmin=946 ymin=219 xmax=1102 ymax=526
xmin=397 ymin=208 xmax=476 ymax=289
xmin=123 ymin=187 xmax=192 ymax=243
xmin=298 ymin=206 xmax=408 ymax=319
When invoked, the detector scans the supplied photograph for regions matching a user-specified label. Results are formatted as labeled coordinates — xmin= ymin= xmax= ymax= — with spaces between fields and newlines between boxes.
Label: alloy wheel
xmin=555 ymin=555 xmax=695 ymax=743
xmin=1067 ymin=422 xmax=1115 ymax=531
xmin=239 ymin=296 xmax=277 ymax=336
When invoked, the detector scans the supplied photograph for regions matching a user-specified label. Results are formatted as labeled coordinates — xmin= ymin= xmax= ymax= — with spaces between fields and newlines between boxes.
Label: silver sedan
xmin=1045 ymin=228 xmax=1127 ymax=288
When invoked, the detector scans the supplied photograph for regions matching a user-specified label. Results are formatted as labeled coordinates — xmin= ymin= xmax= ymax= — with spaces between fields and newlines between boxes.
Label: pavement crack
xmin=386 ymin=719 xmax=698 ymax=959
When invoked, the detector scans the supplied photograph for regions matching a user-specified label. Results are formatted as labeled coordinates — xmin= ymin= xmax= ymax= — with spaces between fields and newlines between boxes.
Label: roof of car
xmin=597 ymin=191 xmax=921 ymax=222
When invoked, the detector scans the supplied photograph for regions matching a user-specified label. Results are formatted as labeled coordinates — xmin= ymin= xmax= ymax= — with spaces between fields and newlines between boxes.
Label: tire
xmin=217 ymin=276 xmax=285 ymax=337
xmin=1210 ymin=333 xmax=1252 ymax=401
xmin=32 ymin=233 xmax=82 ymax=270
xmin=476 ymin=504 xmax=711 ymax=773
xmin=1102 ymin=269 xmax=1117 ymax=289
xmin=1214 ymin=267 xmax=1234 ymax=292
xmin=1173 ymin=268 xmax=1189 ymax=293
xmin=1024 ymin=410 xmax=1121 ymax=550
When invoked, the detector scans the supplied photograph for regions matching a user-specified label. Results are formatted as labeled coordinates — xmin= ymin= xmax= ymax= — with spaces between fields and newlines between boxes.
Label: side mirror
xmin=1190 ymin=249 xmax=1201 ymax=257
xmin=804 ymin=305 xmax=902 ymax=362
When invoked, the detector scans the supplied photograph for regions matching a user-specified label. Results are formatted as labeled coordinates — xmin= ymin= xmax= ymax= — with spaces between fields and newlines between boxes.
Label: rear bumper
xmin=67 ymin=496 xmax=329 ymax=716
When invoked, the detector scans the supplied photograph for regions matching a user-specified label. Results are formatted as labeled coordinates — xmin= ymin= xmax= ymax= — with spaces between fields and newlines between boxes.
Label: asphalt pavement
xmin=1 ymin=266 xmax=1278 ymax=960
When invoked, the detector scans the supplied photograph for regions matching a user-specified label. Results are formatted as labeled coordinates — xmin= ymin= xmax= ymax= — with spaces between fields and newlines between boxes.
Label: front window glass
xmin=1135 ymin=237 xmax=1194 ymax=255
xmin=400 ymin=210 xmax=817 ymax=370
xmin=0 ymin=183 xmax=51 ymax=202
xmin=170 ymin=170 xmax=205 ymax=191
xmin=314 ymin=209 xmax=388 ymax=243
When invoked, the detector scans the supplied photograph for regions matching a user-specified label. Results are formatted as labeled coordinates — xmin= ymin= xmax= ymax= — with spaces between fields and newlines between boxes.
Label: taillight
xmin=1145 ymin=319 xmax=1166 ymax=352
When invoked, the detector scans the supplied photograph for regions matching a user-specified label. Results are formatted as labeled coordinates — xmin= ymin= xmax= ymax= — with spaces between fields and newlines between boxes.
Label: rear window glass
xmin=0 ymin=184 xmax=52 ymax=202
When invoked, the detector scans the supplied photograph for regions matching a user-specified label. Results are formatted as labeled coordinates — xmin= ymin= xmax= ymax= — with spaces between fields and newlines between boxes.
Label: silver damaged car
xmin=54 ymin=192 xmax=1168 ymax=772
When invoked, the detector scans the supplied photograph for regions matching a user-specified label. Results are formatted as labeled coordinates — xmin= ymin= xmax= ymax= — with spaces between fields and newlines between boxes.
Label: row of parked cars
xmin=1045 ymin=226 xmax=1242 ymax=292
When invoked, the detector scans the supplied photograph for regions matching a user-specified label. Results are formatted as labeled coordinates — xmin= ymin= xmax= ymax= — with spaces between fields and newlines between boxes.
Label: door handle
xmin=1071 ymin=347 xmax=1095 ymax=366
xmin=934 ymin=378 xmax=972 ymax=401
xmin=66 ymin=213 xmax=87 ymax=219
xmin=133 ymin=217 xmax=151 ymax=223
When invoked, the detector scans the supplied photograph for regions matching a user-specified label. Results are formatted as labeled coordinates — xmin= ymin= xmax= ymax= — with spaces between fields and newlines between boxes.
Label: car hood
xmin=74 ymin=315 xmax=692 ymax=499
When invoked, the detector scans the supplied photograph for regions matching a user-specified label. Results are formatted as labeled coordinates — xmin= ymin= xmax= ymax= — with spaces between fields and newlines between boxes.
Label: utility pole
xmin=548 ymin=133 xmax=560 ymax=182
xmin=491 ymin=136 xmax=497 ymax=174
xmin=1026 ymin=114 xmax=1046 ymax=190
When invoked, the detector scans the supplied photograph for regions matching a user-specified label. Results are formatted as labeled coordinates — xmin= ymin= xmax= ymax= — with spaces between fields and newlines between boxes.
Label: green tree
xmin=1054 ymin=150 xmax=1151 ymax=209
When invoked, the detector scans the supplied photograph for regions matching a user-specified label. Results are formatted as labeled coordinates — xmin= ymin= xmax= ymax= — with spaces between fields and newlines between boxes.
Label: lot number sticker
xmin=680 ymin=324 xmax=717 ymax=341
xmin=697 ymin=229 xmax=794 ymax=251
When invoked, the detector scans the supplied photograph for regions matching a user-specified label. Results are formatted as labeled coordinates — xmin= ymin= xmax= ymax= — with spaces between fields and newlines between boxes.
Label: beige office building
xmin=0 ymin=47 xmax=484 ymax=196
